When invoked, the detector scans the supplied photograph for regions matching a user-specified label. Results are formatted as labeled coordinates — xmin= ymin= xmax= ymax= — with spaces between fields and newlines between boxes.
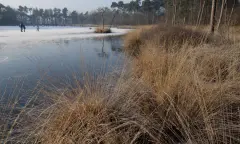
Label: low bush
xmin=95 ymin=27 xmax=112 ymax=33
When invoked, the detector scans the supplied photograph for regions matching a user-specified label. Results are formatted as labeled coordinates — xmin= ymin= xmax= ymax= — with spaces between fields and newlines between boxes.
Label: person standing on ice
xmin=19 ymin=22 xmax=23 ymax=32
xmin=19 ymin=22 xmax=26 ymax=32
xmin=37 ymin=25 xmax=39 ymax=31
xmin=23 ymin=24 xmax=26 ymax=32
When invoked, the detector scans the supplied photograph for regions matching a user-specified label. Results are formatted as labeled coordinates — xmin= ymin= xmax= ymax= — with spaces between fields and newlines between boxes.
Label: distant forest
xmin=0 ymin=0 xmax=239 ymax=26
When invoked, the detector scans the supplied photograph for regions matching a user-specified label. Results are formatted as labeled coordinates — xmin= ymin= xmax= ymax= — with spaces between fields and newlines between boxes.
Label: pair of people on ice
xmin=19 ymin=23 xmax=40 ymax=32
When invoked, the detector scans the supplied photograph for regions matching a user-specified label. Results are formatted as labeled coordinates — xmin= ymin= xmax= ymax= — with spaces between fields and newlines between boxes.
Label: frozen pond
xmin=0 ymin=26 xmax=130 ymax=45
xmin=0 ymin=26 xmax=128 ymax=104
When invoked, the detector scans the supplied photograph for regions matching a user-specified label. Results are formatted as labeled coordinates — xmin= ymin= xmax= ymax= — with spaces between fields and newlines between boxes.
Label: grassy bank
xmin=3 ymin=25 xmax=240 ymax=143
xmin=74 ymin=24 xmax=150 ymax=29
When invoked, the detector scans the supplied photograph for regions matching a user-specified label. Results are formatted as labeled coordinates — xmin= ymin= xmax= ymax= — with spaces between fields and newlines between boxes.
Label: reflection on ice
xmin=98 ymin=39 xmax=109 ymax=58
xmin=0 ymin=56 xmax=8 ymax=63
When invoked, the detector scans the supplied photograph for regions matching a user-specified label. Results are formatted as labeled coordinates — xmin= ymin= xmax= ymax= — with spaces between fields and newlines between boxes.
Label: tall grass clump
xmin=129 ymin=25 xmax=240 ymax=143
xmin=5 ymin=77 xmax=162 ymax=144
xmin=124 ymin=26 xmax=155 ymax=55
xmin=2 ymin=25 xmax=240 ymax=144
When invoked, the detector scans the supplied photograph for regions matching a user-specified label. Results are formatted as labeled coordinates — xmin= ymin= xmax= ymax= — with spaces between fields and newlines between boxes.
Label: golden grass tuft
xmin=123 ymin=29 xmax=143 ymax=55
xmin=95 ymin=27 xmax=112 ymax=33
xmin=130 ymin=37 xmax=240 ymax=143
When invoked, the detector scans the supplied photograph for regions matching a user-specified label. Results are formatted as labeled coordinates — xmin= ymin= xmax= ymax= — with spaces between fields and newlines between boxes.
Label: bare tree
xmin=227 ymin=0 xmax=236 ymax=26
xmin=98 ymin=7 xmax=108 ymax=29
xmin=199 ymin=0 xmax=206 ymax=26
xmin=110 ymin=10 xmax=119 ymax=28
xmin=216 ymin=0 xmax=227 ymax=30
xmin=197 ymin=0 xmax=206 ymax=26
xmin=172 ymin=0 xmax=177 ymax=25
xmin=210 ymin=0 xmax=217 ymax=33
xmin=165 ymin=0 xmax=169 ymax=25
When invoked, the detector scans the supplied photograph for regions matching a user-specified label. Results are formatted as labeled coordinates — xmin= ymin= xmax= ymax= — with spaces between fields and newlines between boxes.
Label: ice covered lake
xmin=0 ymin=26 xmax=130 ymax=104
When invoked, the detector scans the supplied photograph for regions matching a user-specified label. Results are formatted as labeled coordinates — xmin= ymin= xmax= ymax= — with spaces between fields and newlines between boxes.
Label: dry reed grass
xmin=128 ymin=25 xmax=240 ymax=143
xmin=2 ymin=25 xmax=240 ymax=144
xmin=124 ymin=25 xmax=213 ymax=56
xmin=95 ymin=27 xmax=112 ymax=33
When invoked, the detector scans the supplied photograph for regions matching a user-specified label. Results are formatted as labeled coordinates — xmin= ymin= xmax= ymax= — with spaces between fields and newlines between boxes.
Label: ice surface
xmin=0 ymin=56 xmax=8 ymax=63
xmin=0 ymin=26 xmax=131 ymax=45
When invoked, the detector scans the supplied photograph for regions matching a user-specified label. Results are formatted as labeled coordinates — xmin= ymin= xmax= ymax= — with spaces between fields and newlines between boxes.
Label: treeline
xmin=164 ymin=0 xmax=240 ymax=25
xmin=0 ymin=4 xmax=74 ymax=26
xmin=0 ymin=0 xmax=239 ymax=26
xmin=0 ymin=0 xmax=164 ymax=26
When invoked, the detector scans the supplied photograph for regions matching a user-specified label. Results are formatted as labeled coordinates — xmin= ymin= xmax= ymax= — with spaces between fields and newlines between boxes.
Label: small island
xmin=94 ymin=27 xmax=112 ymax=33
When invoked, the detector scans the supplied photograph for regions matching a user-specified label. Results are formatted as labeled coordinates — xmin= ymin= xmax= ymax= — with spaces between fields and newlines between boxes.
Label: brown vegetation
xmin=124 ymin=25 xmax=212 ymax=56
xmin=2 ymin=25 xmax=240 ymax=144
xmin=95 ymin=27 xmax=112 ymax=33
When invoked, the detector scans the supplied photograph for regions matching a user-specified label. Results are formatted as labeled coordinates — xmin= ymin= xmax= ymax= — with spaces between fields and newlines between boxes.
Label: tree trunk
xmin=147 ymin=12 xmax=150 ymax=24
xmin=198 ymin=0 xmax=206 ymax=26
xmin=190 ymin=0 xmax=194 ymax=24
xmin=152 ymin=13 xmax=155 ymax=24
xmin=210 ymin=0 xmax=217 ymax=33
xmin=110 ymin=10 xmax=118 ymax=28
xmin=196 ymin=0 xmax=202 ymax=26
xmin=217 ymin=0 xmax=227 ymax=30
xmin=165 ymin=0 xmax=169 ymax=25
xmin=101 ymin=12 xmax=104 ymax=29
xmin=172 ymin=0 xmax=177 ymax=25
xmin=227 ymin=0 xmax=236 ymax=26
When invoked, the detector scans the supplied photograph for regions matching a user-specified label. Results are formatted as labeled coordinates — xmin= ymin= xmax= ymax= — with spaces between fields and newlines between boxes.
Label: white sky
xmin=0 ymin=0 xmax=131 ymax=12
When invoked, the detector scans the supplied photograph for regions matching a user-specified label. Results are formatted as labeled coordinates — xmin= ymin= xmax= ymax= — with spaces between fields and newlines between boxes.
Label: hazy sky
xmin=0 ymin=0 xmax=130 ymax=12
